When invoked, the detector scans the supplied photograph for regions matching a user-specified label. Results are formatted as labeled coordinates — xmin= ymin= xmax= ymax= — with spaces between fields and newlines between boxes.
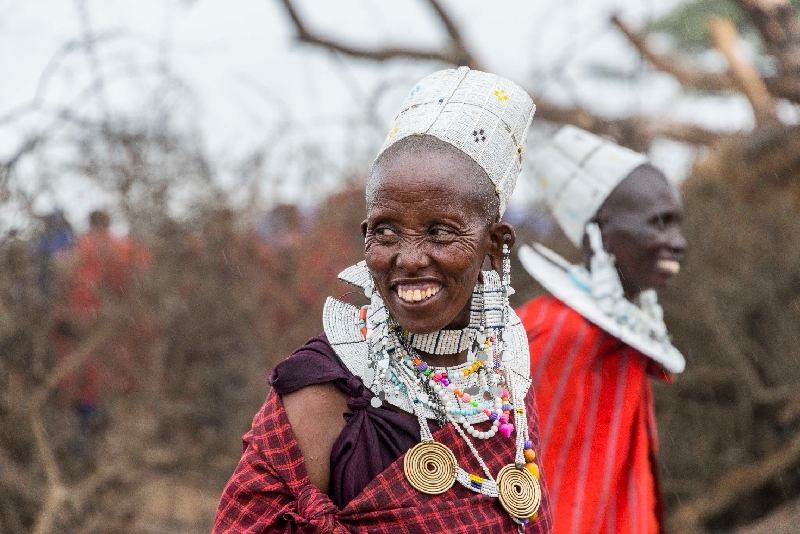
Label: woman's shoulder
xmin=269 ymin=334 xmax=353 ymax=395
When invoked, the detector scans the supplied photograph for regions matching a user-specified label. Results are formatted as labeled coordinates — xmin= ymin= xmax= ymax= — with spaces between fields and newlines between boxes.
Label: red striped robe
xmin=517 ymin=296 xmax=671 ymax=534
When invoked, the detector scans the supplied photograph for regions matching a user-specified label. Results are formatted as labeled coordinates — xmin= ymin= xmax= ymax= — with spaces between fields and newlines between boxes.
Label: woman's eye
xmin=375 ymin=227 xmax=397 ymax=236
xmin=430 ymin=227 xmax=456 ymax=238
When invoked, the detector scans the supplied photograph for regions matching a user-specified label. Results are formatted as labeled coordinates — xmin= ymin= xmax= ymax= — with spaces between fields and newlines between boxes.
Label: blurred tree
xmin=648 ymin=0 xmax=800 ymax=53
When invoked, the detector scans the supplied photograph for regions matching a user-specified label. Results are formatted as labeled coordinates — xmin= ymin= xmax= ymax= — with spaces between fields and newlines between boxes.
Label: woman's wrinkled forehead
xmin=366 ymin=136 xmax=499 ymax=222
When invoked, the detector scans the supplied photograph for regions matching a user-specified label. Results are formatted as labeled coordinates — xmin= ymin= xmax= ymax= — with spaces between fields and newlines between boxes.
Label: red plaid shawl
xmin=214 ymin=375 xmax=553 ymax=533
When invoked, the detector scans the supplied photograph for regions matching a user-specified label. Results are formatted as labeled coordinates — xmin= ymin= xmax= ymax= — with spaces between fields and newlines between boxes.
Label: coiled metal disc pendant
xmin=403 ymin=441 xmax=457 ymax=495
xmin=497 ymin=464 xmax=541 ymax=518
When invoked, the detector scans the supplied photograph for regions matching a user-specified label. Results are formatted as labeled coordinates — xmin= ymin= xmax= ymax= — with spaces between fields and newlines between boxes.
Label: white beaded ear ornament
xmin=586 ymin=222 xmax=624 ymax=316
xmin=584 ymin=222 xmax=670 ymax=342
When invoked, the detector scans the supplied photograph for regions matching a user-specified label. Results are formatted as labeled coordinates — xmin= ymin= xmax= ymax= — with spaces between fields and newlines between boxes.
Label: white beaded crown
xmin=535 ymin=125 xmax=649 ymax=246
xmin=377 ymin=67 xmax=536 ymax=217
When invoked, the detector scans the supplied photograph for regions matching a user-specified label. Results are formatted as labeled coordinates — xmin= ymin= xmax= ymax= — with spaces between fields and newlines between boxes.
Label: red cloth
xmin=517 ymin=296 xmax=668 ymax=534
xmin=52 ymin=230 xmax=154 ymax=406
xmin=214 ymin=344 xmax=555 ymax=533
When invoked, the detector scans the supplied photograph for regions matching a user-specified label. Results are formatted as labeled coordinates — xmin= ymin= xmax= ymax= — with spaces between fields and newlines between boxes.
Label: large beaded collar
xmin=518 ymin=239 xmax=685 ymax=374
xmin=323 ymin=261 xmax=532 ymax=420
xmin=323 ymin=260 xmax=543 ymax=528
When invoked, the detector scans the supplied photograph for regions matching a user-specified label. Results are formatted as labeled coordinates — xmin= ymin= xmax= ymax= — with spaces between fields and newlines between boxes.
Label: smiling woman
xmin=213 ymin=67 xmax=554 ymax=533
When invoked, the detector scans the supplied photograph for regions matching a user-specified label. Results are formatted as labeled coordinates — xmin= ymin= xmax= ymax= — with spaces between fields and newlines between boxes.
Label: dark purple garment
xmin=269 ymin=334 xmax=432 ymax=510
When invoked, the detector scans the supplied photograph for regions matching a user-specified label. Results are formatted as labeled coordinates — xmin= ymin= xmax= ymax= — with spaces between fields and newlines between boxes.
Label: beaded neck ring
xmin=354 ymin=264 xmax=542 ymax=528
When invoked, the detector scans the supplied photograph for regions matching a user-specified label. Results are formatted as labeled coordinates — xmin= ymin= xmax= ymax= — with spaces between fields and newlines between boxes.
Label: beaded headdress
xmin=377 ymin=67 xmax=536 ymax=217
xmin=535 ymin=125 xmax=649 ymax=246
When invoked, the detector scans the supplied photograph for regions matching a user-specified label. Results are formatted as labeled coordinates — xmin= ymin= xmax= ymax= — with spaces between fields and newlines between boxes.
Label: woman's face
xmin=362 ymin=146 xmax=512 ymax=335
xmin=595 ymin=165 xmax=687 ymax=299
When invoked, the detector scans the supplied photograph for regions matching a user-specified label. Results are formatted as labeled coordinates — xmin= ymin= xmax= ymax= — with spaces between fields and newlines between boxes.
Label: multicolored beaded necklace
xmin=357 ymin=244 xmax=542 ymax=527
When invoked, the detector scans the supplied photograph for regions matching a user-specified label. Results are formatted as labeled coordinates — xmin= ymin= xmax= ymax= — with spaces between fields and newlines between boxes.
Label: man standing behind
xmin=516 ymin=126 xmax=687 ymax=534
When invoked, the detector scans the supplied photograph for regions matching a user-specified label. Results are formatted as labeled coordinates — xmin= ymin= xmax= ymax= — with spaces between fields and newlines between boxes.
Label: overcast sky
xmin=0 ymin=0 xmax=757 ymax=228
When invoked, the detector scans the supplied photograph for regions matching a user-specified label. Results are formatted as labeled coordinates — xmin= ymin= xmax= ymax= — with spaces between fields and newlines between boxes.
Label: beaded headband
xmin=377 ymin=67 xmax=536 ymax=217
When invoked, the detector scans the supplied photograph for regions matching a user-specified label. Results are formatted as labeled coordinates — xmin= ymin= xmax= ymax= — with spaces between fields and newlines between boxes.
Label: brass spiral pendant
xmin=403 ymin=441 xmax=457 ymax=495
xmin=496 ymin=464 xmax=541 ymax=518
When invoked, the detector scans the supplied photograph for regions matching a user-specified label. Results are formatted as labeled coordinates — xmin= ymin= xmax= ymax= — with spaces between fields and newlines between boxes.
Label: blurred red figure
xmin=50 ymin=210 xmax=155 ymax=436
xmin=517 ymin=127 xmax=687 ymax=534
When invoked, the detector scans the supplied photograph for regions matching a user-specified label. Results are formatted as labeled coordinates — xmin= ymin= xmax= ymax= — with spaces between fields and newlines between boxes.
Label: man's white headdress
xmin=377 ymin=66 xmax=536 ymax=217
xmin=535 ymin=125 xmax=648 ymax=246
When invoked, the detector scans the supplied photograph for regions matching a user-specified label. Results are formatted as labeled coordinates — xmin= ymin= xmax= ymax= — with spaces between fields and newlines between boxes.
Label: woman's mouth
xmin=395 ymin=284 xmax=442 ymax=303
xmin=656 ymin=259 xmax=681 ymax=275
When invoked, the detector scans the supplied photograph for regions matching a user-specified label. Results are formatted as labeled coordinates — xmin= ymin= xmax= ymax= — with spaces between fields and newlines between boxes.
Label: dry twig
xmin=27 ymin=316 xmax=121 ymax=534
xmin=611 ymin=15 xmax=736 ymax=93
xmin=710 ymin=17 xmax=779 ymax=126
xmin=668 ymin=427 xmax=800 ymax=533
xmin=276 ymin=0 xmax=722 ymax=149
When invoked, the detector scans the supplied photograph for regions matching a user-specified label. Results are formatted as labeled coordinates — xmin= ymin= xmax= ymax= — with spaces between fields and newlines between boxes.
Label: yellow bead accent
xmin=493 ymin=89 xmax=509 ymax=101
xmin=469 ymin=474 xmax=483 ymax=483
xmin=530 ymin=512 xmax=539 ymax=521
xmin=524 ymin=449 xmax=536 ymax=463
xmin=463 ymin=369 xmax=470 ymax=376
xmin=524 ymin=462 xmax=540 ymax=479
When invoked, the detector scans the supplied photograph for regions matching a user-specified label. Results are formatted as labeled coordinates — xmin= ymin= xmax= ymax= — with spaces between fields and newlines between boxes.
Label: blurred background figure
xmin=517 ymin=127 xmax=686 ymax=534
xmin=49 ymin=210 xmax=156 ymax=458
xmin=32 ymin=210 xmax=74 ymax=301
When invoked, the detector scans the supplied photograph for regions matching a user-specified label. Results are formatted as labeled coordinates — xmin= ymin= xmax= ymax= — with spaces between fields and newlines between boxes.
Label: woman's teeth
xmin=657 ymin=259 xmax=681 ymax=275
xmin=397 ymin=286 xmax=441 ymax=302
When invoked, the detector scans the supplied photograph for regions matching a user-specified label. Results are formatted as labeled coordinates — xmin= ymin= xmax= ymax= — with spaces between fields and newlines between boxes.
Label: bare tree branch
xmin=735 ymin=0 xmax=800 ymax=75
xmin=535 ymin=103 xmax=721 ymax=149
xmin=611 ymin=15 xmax=736 ymax=92
xmin=668 ymin=426 xmax=800 ymax=534
xmin=711 ymin=17 xmax=779 ymax=126
xmin=277 ymin=0 xmax=477 ymax=67
xmin=275 ymin=0 xmax=722 ymax=149
xmin=613 ymin=13 xmax=800 ymax=104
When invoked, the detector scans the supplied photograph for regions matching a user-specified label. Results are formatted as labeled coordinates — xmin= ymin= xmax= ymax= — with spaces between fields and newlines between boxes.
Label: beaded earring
xmin=586 ymin=222 xmax=624 ymax=315
xmin=501 ymin=234 xmax=514 ymax=322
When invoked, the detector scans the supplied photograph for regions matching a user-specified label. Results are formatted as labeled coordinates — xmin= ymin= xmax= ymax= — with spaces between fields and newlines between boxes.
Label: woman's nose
xmin=395 ymin=239 xmax=431 ymax=274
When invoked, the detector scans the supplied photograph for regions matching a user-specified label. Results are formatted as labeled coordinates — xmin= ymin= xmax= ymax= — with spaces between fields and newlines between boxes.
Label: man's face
xmin=593 ymin=165 xmax=687 ymax=299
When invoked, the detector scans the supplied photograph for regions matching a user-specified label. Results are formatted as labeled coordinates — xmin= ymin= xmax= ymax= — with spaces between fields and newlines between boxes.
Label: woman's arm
xmin=281 ymin=382 xmax=349 ymax=494
xmin=213 ymin=388 xmax=349 ymax=533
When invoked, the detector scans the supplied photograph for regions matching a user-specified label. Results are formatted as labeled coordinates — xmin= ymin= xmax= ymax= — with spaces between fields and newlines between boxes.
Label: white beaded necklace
xmin=322 ymin=258 xmax=542 ymax=528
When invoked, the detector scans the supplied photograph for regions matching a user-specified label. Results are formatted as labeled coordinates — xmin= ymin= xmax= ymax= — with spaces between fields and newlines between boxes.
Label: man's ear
xmin=361 ymin=220 xmax=368 ymax=240
xmin=488 ymin=222 xmax=515 ymax=273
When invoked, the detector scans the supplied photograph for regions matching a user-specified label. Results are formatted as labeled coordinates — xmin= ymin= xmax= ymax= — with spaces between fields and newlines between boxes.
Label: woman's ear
xmin=488 ymin=222 xmax=515 ymax=273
